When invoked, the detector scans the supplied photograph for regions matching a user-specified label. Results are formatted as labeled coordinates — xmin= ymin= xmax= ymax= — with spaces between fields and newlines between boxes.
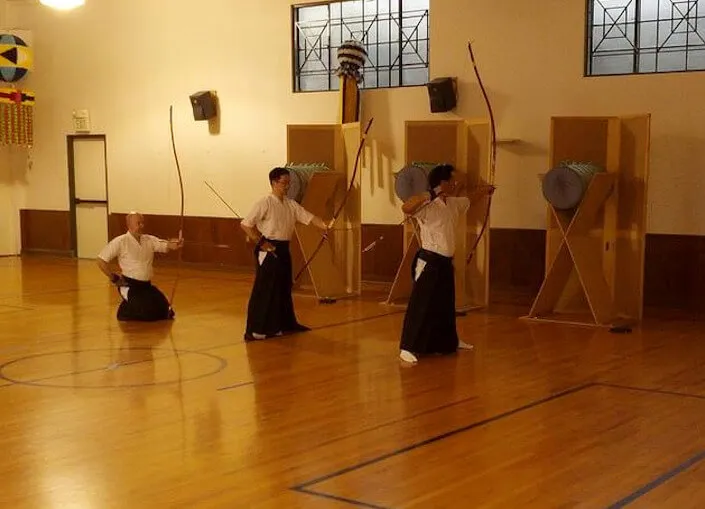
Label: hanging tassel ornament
xmin=335 ymin=39 xmax=368 ymax=83
xmin=336 ymin=40 xmax=368 ymax=124
xmin=0 ymin=88 xmax=34 ymax=147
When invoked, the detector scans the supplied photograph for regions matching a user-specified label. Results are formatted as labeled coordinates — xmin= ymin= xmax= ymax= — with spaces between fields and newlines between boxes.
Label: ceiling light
xmin=39 ymin=0 xmax=85 ymax=10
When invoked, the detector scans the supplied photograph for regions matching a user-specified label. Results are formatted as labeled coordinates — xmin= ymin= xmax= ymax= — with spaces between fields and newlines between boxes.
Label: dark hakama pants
xmin=117 ymin=276 xmax=173 ymax=322
xmin=244 ymin=238 xmax=309 ymax=340
xmin=399 ymin=248 xmax=459 ymax=355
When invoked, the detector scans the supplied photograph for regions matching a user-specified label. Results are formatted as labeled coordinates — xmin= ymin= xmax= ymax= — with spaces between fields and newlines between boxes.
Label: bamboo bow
xmin=465 ymin=41 xmax=497 ymax=266
xmin=168 ymin=105 xmax=185 ymax=311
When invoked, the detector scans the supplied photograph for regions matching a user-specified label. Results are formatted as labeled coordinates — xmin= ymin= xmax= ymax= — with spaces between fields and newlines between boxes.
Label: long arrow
xmin=204 ymin=181 xmax=242 ymax=219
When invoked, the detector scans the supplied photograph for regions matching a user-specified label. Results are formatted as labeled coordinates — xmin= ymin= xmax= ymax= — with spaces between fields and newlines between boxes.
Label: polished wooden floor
xmin=1 ymin=255 xmax=705 ymax=508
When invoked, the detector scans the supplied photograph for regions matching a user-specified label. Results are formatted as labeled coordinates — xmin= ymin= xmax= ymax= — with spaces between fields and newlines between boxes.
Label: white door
xmin=71 ymin=136 xmax=108 ymax=259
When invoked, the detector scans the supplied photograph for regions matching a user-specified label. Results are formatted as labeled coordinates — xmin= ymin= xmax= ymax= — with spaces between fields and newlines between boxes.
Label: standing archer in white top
xmin=240 ymin=167 xmax=330 ymax=340
xmin=398 ymin=164 xmax=494 ymax=364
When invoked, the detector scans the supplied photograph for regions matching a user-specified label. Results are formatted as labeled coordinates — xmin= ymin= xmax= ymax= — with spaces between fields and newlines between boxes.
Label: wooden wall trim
xmin=489 ymin=228 xmax=546 ymax=306
xmin=20 ymin=209 xmax=72 ymax=255
xmin=17 ymin=209 xmax=705 ymax=314
xmin=361 ymin=223 xmax=404 ymax=282
xmin=643 ymin=233 xmax=705 ymax=312
xmin=109 ymin=213 xmax=252 ymax=267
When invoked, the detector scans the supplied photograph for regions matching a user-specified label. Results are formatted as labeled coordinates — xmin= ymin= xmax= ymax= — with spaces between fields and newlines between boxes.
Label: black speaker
xmin=426 ymin=77 xmax=456 ymax=113
xmin=189 ymin=91 xmax=217 ymax=120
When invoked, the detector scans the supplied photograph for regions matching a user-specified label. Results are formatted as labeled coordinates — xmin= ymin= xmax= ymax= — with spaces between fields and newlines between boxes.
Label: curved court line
xmin=0 ymin=311 xmax=401 ymax=391
xmin=0 ymin=347 xmax=227 ymax=389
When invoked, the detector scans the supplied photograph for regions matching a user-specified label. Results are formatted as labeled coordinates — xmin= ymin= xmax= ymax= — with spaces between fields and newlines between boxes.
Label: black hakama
xmin=116 ymin=276 xmax=173 ymax=322
xmin=244 ymin=238 xmax=309 ymax=340
xmin=399 ymin=248 xmax=459 ymax=355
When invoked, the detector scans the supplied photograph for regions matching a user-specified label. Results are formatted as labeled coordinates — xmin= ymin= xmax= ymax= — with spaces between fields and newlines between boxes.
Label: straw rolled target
xmin=285 ymin=163 xmax=333 ymax=203
xmin=541 ymin=161 xmax=606 ymax=210
xmin=394 ymin=162 xmax=443 ymax=202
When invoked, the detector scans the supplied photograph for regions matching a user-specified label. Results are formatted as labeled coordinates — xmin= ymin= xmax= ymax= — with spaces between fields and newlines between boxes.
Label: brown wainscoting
xmin=357 ymin=224 xmax=545 ymax=298
xmin=20 ymin=209 xmax=72 ymax=255
xmin=361 ymin=223 xmax=404 ymax=282
xmin=487 ymin=230 xmax=705 ymax=313
xmin=104 ymin=218 xmax=407 ymax=279
xmin=19 ymin=211 xmax=705 ymax=314
xmin=109 ymin=213 xmax=253 ymax=267
xmin=644 ymin=233 xmax=705 ymax=313
xmin=489 ymin=228 xmax=547 ymax=306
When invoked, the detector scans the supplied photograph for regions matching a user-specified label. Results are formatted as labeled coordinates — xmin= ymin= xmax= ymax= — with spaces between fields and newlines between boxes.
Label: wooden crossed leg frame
xmin=527 ymin=173 xmax=617 ymax=326
xmin=524 ymin=114 xmax=651 ymax=329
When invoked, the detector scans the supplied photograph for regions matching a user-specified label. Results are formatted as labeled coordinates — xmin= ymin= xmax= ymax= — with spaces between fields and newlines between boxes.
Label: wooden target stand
xmin=384 ymin=119 xmax=492 ymax=313
xmin=287 ymin=122 xmax=362 ymax=302
xmin=524 ymin=115 xmax=651 ymax=328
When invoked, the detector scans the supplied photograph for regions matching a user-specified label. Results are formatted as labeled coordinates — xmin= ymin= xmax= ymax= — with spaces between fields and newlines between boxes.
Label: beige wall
xmin=363 ymin=0 xmax=705 ymax=233
xmin=6 ymin=0 xmax=338 ymax=222
xmin=1 ymin=1 xmax=28 ymax=255
xmin=6 ymin=0 xmax=705 ymax=235
xmin=0 ymin=146 xmax=27 ymax=255
xmin=0 ymin=0 xmax=9 ymax=255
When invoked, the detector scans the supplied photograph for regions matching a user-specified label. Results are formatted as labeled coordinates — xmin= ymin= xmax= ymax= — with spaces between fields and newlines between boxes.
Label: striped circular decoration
xmin=0 ymin=34 xmax=33 ymax=83
xmin=336 ymin=39 xmax=367 ymax=83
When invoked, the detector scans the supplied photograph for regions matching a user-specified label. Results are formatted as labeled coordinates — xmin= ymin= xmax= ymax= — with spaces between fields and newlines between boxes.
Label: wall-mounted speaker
xmin=426 ymin=77 xmax=456 ymax=113
xmin=189 ymin=91 xmax=217 ymax=121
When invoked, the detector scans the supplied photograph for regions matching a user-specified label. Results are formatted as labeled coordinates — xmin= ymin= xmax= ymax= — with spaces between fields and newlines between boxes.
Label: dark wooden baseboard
xmin=20 ymin=209 xmax=73 ymax=255
xmin=361 ymin=223 xmax=404 ymax=282
xmin=489 ymin=228 xmax=546 ymax=306
xmin=644 ymin=233 xmax=705 ymax=313
xmin=17 ymin=209 xmax=705 ymax=314
xmin=109 ymin=213 xmax=252 ymax=267
xmin=360 ymin=226 xmax=705 ymax=312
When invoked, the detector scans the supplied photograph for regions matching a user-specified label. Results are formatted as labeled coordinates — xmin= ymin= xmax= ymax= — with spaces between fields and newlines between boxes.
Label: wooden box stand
xmin=385 ymin=119 xmax=492 ymax=313
xmin=286 ymin=123 xmax=362 ymax=302
xmin=524 ymin=115 xmax=651 ymax=327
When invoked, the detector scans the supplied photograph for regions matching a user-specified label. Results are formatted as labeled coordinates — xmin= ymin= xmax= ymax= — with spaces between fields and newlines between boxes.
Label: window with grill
xmin=292 ymin=0 xmax=430 ymax=92
xmin=587 ymin=0 xmax=705 ymax=75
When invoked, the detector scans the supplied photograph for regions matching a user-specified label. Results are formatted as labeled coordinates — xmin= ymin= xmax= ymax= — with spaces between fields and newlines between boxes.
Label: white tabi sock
xmin=399 ymin=350 xmax=418 ymax=363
